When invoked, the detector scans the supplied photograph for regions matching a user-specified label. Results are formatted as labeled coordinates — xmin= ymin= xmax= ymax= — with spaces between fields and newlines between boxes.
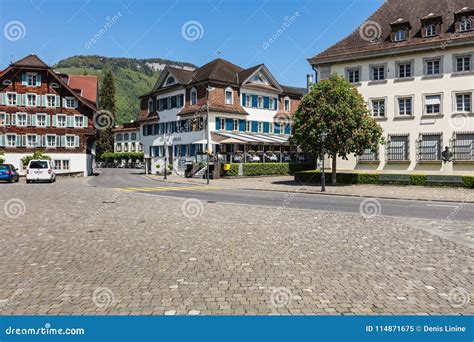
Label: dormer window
xmin=225 ymin=87 xmax=233 ymax=105
xmin=190 ymin=88 xmax=197 ymax=105
xmin=251 ymin=73 xmax=268 ymax=84
xmin=284 ymin=97 xmax=291 ymax=112
xmin=460 ymin=17 xmax=472 ymax=32
xmin=426 ymin=24 xmax=437 ymax=37
xmin=394 ymin=29 xmax=406 ymax=42
xmin=165 ymin=76 xmax=176 ymax=85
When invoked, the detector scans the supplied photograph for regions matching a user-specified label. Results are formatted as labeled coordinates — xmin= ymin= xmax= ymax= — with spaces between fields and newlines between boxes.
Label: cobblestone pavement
xmin=146 ymin=174 xmax=474 ymax=203
xmin=0 ymin=175 xmax=472 ymax=315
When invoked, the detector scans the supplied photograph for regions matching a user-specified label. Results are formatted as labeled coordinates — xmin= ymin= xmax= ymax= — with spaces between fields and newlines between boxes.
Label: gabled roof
xmin=240 ymin=64 xmax=283 ymax=92
xmin=187 ymin=58 xmax=243 ymax=85
xmin=68 ymin=75 xmax=98 ymax=104
xmin=150 ymin=65 xmax=193 ymax=93
xmin=309 ymin=0 xmax=474 ymax=65
xmin=11 ymin=54 xmax=49 ymax=68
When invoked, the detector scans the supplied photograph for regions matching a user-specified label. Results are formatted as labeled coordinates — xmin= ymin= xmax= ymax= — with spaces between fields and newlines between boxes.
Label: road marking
xmin=113 ymin=185 xmax=222 ymax=192
xmin=426 ymin=204 xmax=461 ymax=209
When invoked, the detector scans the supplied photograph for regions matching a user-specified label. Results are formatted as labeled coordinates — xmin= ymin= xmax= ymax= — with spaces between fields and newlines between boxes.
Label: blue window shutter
xmin=242 ymin=94 xmax=246 ymax=106
xmin=274 ymin=123 xmax=281 ymax=134
xmin=215 ymin=117 xmax=220 ymax=130
xmin=239 ymin=119 xmax=245 ymax=132
xmin=251 ymin=121 xmax=258 ymax=133
xmin=275 ymin=98 xmax=279 ymax=110
xmin=263 ymin=97 xmax=269 ymax=109
xmin=225 ymin=118 xmax=233 ymax=131
xmin=190 ymin=144 xmax=196 ymax=156
xmin=181 ymin=145 xmax=186 ymax=156
xmin=263 ymin=122 xmax=270 ymax=133
xmin=252 ymin=95 xmax=258 ymax=108
xmin=285 ymin=124 xmax=291 ymax=134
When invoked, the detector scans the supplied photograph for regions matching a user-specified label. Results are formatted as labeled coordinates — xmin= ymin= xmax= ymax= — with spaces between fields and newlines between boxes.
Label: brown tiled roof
xmin=68 ymin=75 xmax=98 ymax=104
xmin=280 ymin=85 xmax=306 ymax=97
xmin=187 ymin=58 xmax=243 ymax=85
xmin=237 ymin=64 xmax=263 ymax=83
xmin=112 ymin=122 xmax=139 ymax=132
xmin=243 ymin=83 xmax=281 ymax=93
xmin=11 ymin=54 xmax=49 ymax=68
xmin=178 ymin=103 xmax=248 ymax=117
xmin=309 ymin=0 xmax=474 ymax=64
xmin=166 ymin=66 xmax=193 ymax=84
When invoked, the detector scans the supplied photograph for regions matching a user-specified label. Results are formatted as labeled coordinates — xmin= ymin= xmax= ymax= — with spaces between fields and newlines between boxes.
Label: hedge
xmin=101 ymin=152 xmax=144 ymax=162
xmin=294 ymin=170 xmax=474 ymax=188
xmin=224 ymin=162 xmax=315 ymax=177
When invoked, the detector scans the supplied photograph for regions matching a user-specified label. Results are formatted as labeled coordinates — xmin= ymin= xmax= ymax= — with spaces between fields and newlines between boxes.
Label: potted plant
xmin=167 ymin=164 xmax=173 ymax=175
xmin=155 ymin=163 xmax=161 ymax=175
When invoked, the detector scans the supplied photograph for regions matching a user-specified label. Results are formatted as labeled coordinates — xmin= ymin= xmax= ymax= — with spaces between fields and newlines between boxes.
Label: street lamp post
xmin=164 ymin=137 xmax=167 ymax=180
xmin=319 ymin=132 xmax=327 ymax=192
xmin=206 ymin=86 xmax=215 ymax=185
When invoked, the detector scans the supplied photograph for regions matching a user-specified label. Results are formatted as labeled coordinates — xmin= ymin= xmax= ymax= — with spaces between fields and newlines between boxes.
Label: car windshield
xmin=29 ymin=161 xmax=48 ymax=169
xmin=0 ymin=165 xmax=10 ymax=170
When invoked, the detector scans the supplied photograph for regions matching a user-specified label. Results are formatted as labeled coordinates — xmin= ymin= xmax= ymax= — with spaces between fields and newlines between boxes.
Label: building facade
xmin=309 ymin=0 xmax=474 ymax=175
xmin=0 ymin=55 xmax=98 ymax=175
xmin=113 ymin=123 xmax=142 ymax=154
xmin=137 ymin=58 xmax=305 ymax=175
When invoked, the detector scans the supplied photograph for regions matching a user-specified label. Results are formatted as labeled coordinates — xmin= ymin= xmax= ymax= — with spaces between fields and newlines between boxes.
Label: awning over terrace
xmin=212 ymin=132 xmax=290 ymax=145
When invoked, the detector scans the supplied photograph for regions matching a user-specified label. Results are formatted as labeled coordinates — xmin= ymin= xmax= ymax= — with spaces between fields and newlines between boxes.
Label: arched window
xmin=190 ymin=87 xmax=197 ymax=105
xmin=166 ymin=76 xmax=176 ymax=85
xmin=147 ymin=98 xmax=153 ymax=113
xmin=394 ymin=29 xmax=406 ymax=42
xmin=460 ymin=17 xmax=472 ymax=32
xmin=426 ymin=24 xmax=437 ymax=37
xmin=225 ymin=87 xmax=233 ymax=105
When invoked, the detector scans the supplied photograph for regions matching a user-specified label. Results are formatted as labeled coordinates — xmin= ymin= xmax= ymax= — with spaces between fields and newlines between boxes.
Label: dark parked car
xmin=0 ymin=164 xmax=20 ymax=183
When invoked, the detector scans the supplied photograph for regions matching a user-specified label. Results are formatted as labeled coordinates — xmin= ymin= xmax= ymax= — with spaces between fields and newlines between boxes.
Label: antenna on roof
xmin=217 ymin=50 xmax=221 ymax=58
xmin=10 ymin=54 xmax=13 ymax=65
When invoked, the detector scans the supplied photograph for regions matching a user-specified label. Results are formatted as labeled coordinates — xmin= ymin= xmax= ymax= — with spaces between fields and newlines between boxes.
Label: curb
xmin=142 ymin=174 xmax=473 ymax=204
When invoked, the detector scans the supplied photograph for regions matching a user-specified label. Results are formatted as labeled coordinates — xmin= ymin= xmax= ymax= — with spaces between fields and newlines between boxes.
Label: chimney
xmin=306 ymin=74 xmax=314 ymax=93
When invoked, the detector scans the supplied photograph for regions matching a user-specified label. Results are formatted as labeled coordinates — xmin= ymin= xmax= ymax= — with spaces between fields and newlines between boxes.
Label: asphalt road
xmin=89 ymin=168 xmax=474 ymax=222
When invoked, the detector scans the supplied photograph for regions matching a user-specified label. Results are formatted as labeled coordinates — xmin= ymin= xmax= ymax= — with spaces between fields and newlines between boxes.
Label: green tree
xmin=0 ymin=150 xmax=4 ymax=163
xmin=96 ymin=70 xmax=116 ymax=158
xmin=292 ymin=74 xmax=384 ymax=185
xmin=21 ymin=151 xmax=51 ymax=167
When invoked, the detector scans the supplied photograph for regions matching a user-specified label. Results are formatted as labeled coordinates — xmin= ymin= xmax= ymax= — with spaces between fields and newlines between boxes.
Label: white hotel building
xmin=309 ymin=0 xmax=474 ymax=176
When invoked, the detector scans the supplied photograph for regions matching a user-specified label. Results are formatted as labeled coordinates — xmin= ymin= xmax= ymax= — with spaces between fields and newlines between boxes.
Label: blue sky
xmin=0 ymin=0 xmax=383 ymax=87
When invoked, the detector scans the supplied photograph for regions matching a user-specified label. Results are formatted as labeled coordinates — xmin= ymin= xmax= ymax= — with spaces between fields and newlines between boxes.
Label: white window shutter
xmin=22 ymin=94 xmax=27 ymax=106
xmin=60 ymin=136 xmax=66 ymax=147
xmin=21 ymin=135 xmax=26 ymax=146
xmin=27 ymin=114 xmax=32 ymax=126
xmin=0 ymin=135 xmax=5 ymax=147
xmin=15 ymin=135 xmax=21 ymax=147
xmin=67 ymin=116 xmax=74 ymax=128
xmin=5 ymin=113 xmax=10 ymax=125
xmin=36 ymin=94 xmax=41 ymax=106
xmin=74 ymin=136 xmax=80 ymax=148
xmin=55 ymin=135 xmax=61 ymax=147
xmin=52 ymin=115 xmax=57 ymax=127
xmin=82 ymin=115 xmax=88 ymax=128
xmin=11 ymin=113 xmax=16 ymax=125
xmin=16 ymin=94 xmax=21 ymax=105
xmin=31 ymin=114 xmax=37 ymax=126
xmin=56 ymin=96 xmax=60 ymax=107
xmin=36 ymin=74 xmax=41 ymax=87
xmin=0 ymin=93 xmax=3 ymax=105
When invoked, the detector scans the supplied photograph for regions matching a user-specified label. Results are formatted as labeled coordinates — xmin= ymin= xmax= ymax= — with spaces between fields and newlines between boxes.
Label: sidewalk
xmin=145 ymin=174 xmax=474 ymax=203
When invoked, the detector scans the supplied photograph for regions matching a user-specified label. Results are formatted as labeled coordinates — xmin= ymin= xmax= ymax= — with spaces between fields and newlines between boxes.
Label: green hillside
xmin=54 ymin=55 xmax=196 ymax=124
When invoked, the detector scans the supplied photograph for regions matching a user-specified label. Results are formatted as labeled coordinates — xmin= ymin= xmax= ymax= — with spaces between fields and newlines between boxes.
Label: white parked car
xmin=26 ymin=160 xmax=56 ymax=183
xmin=265 ymin=154 xmax=278 ymax=162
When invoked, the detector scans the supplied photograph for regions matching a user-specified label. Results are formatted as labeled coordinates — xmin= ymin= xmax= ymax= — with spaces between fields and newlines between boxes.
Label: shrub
xmin=462 ymin=176 xmax=474 ymax=188
xmin=21 ymin=151 xmax=51 ymax=166
xmin=101 ymin=152 xmax=144 ymax=162
xmin=224 ymin=162 xmax=315 ymax=177
xmin=410 ymin=174 xmax=427 ymax=186
xmin=0 ymin=150 xmax=4 ymax=164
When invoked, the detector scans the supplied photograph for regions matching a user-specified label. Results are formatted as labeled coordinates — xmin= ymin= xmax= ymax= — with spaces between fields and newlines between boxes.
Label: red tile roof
xmin=68 ymin=75 xmax=98 ymax=104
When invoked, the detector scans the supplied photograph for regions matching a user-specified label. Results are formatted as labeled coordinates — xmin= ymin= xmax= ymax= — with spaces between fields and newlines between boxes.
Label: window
xmin=398 ymin=97 xmax=413 ymax=115
xmin=284 ymin=97 xmax=290 ymax=112
xmin=53 ymin=160 xmax=70 ymax=170
xmin=26 ymin=135 xmax=37 ymax=147
xmin=36 ymin=114 xmax=47 ymax=127
xmin=425 ymin=95 xmax=442 ymax=114
xmin=257 ymin=96 xmax=263 ymax=108
xmin=398 ymin=62 xmax=412 ymax=78
xmin=7 ymin=93 xmax=17 ymax=106
xmin=347 ymin=68 xmax=360 ymax=83
xmin=453 ymin=133 xmax=474 ymax=161
xmin=116 ymin=133 xmax=123 ymax=142
xmin=269 ymin=98 xmax=275 ymax=110
xmin=131 ymin=133 xmax=137 ymax=140
xmin=359 ymin=148 xmax=379 ymax=161
xmin=190 ymin=88 xmax=197 ymax=105
xmin=455 ymin=55 xmax=471 ymax=72
xmin=394 ymin=29 xmax=406 ymax=42
xmin=460 ymin=16 xmax=472 ymax=32
xmin=387 ymin=135 xmax=409 ymax=161
xmin=56 ymin=115 xmax=67 ymax=127
xmin=116 ymin=144 xmax=122 ymax=152
xmin=426 ymin=24 xmax=437 ymax=37
xmin=371 ymin=65 xmax=385 ymax=81
xmin=148 ymin=98 xmax=153 ymax=113
xmin=418 ymin=134 xmax=442 ymax=161
xmin=0 ymin=113 xmax=7 ymax=126
xmin=225 ymin=87 xmax=233 ymax=105
xmin=66 ymin=135 xmax=75 ymax=148
xmin=124 ymin=143 xmax=129 ymax=152
xmin=245 ymin=95 xmax=251 ymax=107
xmin=166 ymin=76 xmax=175 ymax=85
xmin=425 ymin=58 xmax=441 ymax=75
xmin=46 ymin=135 xmax=56 ymax=148
xmin=6 ymin=134 xmax=17 ymax=147
xmin=16 ymin=113 xmax=27 ymax=126
xmin=27 ymin=94 xmax=37 ymax=106
xmin=26 ymin=73 xmax=38 ymax=87
xmin=246 ymin=121 xmax=251 ymax=132
xmin=64 ymin=97 xmax=77 ymax=108
xmin=258 ymin=122 xmax=263 ymax=133
xmin=371 ymin=99 xmax=385 ymax=117
xmin=219 ymin=118 xmax=225 ymax=130
xmin=47 ymin=95 xmax=57 ymax=107
xmin=232 ymin=119 xmax=238 ymax=131
xmin=74 ymin=116 xmax=83 ymax=128
xmin=131 ymin=142 xmax=136 ymax=152
xmin=456 ymin=93 xmax=472 ymax=113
